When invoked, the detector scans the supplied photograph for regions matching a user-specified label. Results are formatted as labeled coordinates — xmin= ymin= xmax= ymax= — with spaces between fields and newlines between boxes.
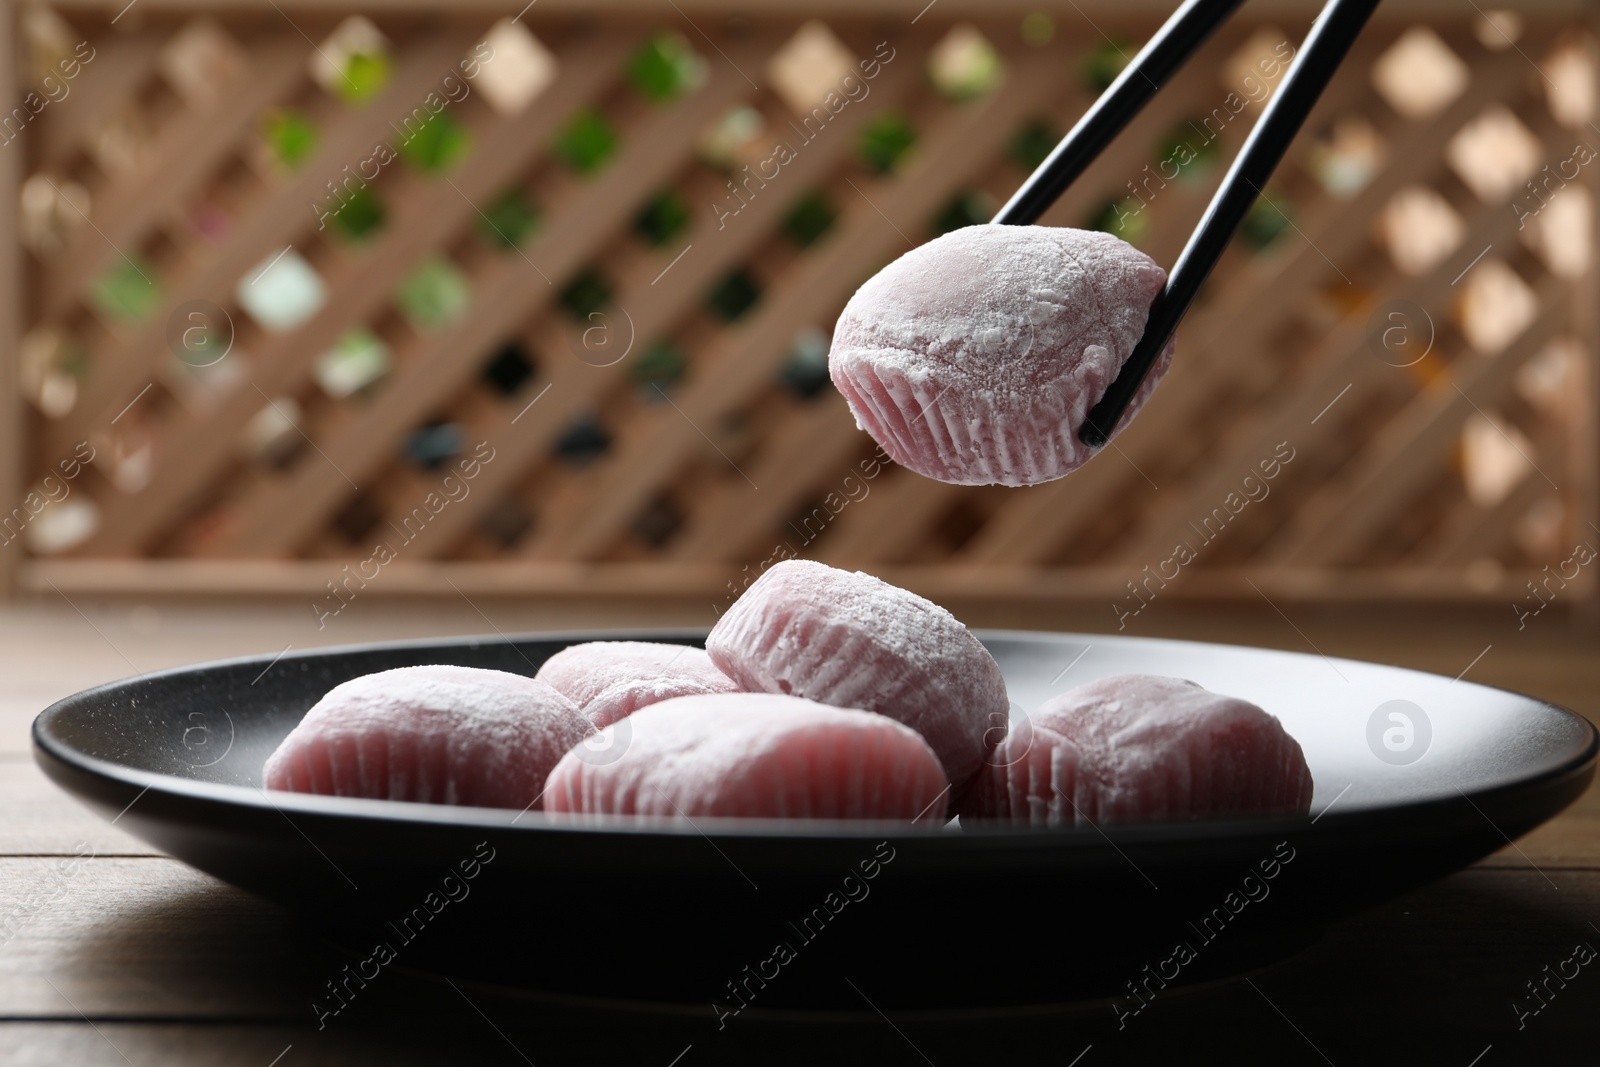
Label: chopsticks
xmin=998 ymin=0 xmax=1382 ymax=448
xmin=994 ymin=0 xmax=1246 ymax=227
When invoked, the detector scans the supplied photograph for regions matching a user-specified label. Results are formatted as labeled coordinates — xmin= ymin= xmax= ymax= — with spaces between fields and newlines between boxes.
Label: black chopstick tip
xmin=1077 ymin=419 xmax=1110 ymax=449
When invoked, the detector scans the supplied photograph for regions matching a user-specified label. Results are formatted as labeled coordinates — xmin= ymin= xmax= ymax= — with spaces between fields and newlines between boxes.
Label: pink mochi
xmin=534 ymin=641 xmax=740 ymax=729
xmin=544 ymin=693 xmax=948 ymax=821
xmin=829 ymin=224 xmax=1176 ymax=487
xmin=960 ymin=674 xmax=1313 ymax=827
xmin=706 ymin=559 xmax=1007 ymax=789
xmin=263 ymin=665 xmax=592 ymax=810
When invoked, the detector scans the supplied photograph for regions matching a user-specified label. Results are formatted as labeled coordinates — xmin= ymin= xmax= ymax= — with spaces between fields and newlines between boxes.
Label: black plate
xmin=33 ymin=630 xmax=1596 ymax=1012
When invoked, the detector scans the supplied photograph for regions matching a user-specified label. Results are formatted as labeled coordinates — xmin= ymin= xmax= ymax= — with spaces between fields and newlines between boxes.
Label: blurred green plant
xmin=560 ymin=269 xmax=613 ymax=321
xmin=1086 ymin=197 xmax=1149 ymax=243
xmin=396 ymin=257 xmax=471 ymax=330
xmin=781 ymin=191 xmax=836 ymax=247
xmin=931 ymin=190 xmax=996 ymax=236
xmin=634 ymin=190 xmax=691 ymax=246
xmin=1240 ymin=193 xmax=1293 ymax=251
xmin=262 ymin=109 xmax=318 ymax=169
xmin=1020 ymin=12 xmax=1055 ymax=47
xmin=632 ymin=340 xmax=688 ymax=392
xmin=330 ymin=186 xmax=386 ymax=242
xmin=707 ymin=269 xmax=760 ymax=322
xmin=1161 ymin=120 xmax=1224 ymax=183
xmin=315 ymin=328 xmax=390 ymax=398
xmin=629 ymin=32 xmax=707 ymax=102
xmin=1010 ymin=119 xmax=1059 ymax=172
xmin=478 ymin=188 xmax=540 ymax=249
xmin=338 ymin=51 xmax=392 ymax=104
xmin=91 ymin=258 xmax=161 ymax=322
xmin=1082 ymin=38 xmax=1135 ymax=93
xmin=555 ymin=110 xmax=619 ymax=173
xmin=400 ymin=111 xmax=472 ymax=173
xmin=858 ymin=113 xmax=917 ymax=174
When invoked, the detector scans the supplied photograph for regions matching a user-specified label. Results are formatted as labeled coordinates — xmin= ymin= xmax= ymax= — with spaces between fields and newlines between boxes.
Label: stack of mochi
xmin=263 ymin=560 xmax=1312 ymax=825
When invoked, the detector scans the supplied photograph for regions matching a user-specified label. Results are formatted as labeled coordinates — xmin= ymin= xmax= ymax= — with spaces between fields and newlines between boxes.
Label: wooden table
xmin=3 ymin=595 xmax=1596 ymax=1065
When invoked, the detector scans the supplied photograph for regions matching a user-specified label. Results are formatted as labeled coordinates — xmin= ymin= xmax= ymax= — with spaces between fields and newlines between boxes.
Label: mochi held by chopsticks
xmin=829 ymin=224 xmax=1175 ymax=487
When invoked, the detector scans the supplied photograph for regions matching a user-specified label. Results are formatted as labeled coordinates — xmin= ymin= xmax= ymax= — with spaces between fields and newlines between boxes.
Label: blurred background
xmin=0 ymin=0 xmax=1595 ymax=636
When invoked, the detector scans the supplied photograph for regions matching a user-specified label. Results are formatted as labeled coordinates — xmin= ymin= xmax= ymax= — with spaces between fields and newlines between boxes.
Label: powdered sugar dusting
xmin=960 ymin=673 xmax=1313 ymax=826
xmin=263 ymin=664 xmax=592 ymax=810
xmin=545 ymin=692 xmax=947 ymax=821
xmin=706 ymin=559 xmax=1008 ymax=787
xmin=535 ymin=642 xmax=740 ymax=728
xmin=830 ymin=224 xmax=1175 ymax=486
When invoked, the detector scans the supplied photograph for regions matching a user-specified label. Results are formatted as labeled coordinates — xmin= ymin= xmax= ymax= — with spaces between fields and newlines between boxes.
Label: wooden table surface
xmin=2 ymin=594 xmax=1596 ymax=1065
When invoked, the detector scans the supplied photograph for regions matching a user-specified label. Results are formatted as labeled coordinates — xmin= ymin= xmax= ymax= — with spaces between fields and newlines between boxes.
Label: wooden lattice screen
xmin=3 ymin=1 xmax=1597 ymax=615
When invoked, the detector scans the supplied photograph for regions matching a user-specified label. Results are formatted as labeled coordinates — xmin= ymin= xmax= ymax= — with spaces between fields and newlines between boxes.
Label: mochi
xmin=960 ymin=674 xmax=1313 ymax=826
xmin=706 ymin=559 xmax=1007 ymax=788
xmin=535 ymin=641 xmax=739 ymax=728
xmin=263 ymin=665 xmax=591 ymax=810
xmin=829 ymin=224 xmax=1175 ymax=486
xmin=544 ymin=693 xmax=948 ymax=821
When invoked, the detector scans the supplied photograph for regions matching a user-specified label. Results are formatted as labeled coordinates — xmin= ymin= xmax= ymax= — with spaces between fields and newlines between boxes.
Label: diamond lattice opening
xmin=476 ymin=20 xmax=557 ymax=115
xmin=767 ymin=21 xmax=857 ymax=115
xmin=1372 ymin=28 xmax=1468 ymax=120
xmin=1378 ymin=186 xmax=1463 ymax=275
xmin=1446 ymin=106 xmax=1542 ymax=202
xmin=1457 ymin=259 xmax=1537 ymax=353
